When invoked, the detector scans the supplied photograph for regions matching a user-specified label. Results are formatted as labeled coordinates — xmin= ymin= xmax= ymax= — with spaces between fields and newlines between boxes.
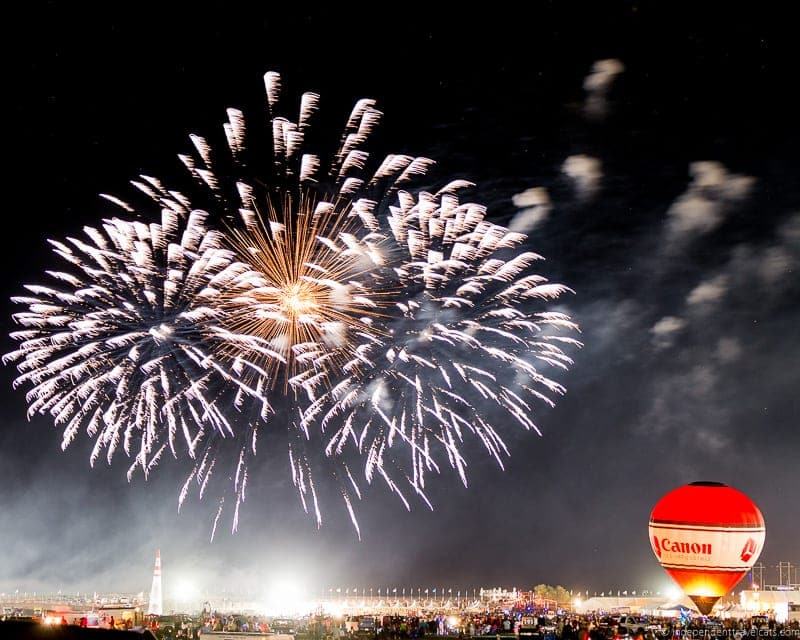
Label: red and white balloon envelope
xmin=649 ymin=482 xmax=765 ymax=615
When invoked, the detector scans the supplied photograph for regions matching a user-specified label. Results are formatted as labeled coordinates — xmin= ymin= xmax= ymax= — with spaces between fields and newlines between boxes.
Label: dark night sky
xmin=1 ymin=3 xmax=798 ymax=595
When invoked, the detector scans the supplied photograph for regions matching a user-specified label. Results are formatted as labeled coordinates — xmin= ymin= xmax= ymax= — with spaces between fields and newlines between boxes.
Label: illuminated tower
xmin=147 ymin=549 xmax=163 ymax=616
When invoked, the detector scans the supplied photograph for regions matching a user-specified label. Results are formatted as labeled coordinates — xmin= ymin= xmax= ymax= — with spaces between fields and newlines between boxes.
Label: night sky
xmin=2 ymin=3 xmax=798 ymax=596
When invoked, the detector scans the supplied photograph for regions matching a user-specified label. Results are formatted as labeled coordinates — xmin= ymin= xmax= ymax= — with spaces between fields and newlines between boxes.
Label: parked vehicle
xmin=616 ymin=616 xmax=648 ymax=637
xmin=519 ymin=616 xmax=540 ymax=637
xmin=358 ymin=616 xmax=376 ymax=632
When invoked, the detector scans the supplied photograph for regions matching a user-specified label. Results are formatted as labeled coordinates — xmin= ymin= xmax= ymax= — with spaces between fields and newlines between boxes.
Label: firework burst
xmin=4 ymin=210 xmax=272 ymax=497
xmin=107 ymin=71 xmax=432 ymax=386
xmin=294 ymin=188 xmax=581 ymax=518
xmin=220 ymin=191 xmax=390 ymax=385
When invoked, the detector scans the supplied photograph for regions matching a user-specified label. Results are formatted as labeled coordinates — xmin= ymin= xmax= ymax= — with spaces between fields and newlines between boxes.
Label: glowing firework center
xmin=223 ymin=193 xmax=386 ymax=385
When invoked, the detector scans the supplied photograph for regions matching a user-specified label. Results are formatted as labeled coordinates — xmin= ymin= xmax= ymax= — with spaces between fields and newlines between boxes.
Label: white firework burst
xmin=4 ymin=210 xmax=272 ymax=520
xmin=294 ymin=187 xmax=582 ymax=520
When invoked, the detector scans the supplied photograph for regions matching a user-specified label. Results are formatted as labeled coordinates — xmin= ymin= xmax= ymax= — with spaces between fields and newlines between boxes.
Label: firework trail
xmin=293 ymin=188 xmax=581 ymax=517
xmin=4 ymin=210 xmax=274 ymax=532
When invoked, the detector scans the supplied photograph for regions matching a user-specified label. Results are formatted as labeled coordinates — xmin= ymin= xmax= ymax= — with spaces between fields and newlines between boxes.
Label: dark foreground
xmin=0 ymin=619 xmax=156 ymax=639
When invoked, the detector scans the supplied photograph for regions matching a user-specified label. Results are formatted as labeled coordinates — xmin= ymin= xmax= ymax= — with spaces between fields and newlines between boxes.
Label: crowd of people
xmin=143 ymin=611 xmax=800 ymax=640
xmin=332 ymin=614 xmax=800 ymax=640
xmin=16 ymin=607 xmax=796 ymax=640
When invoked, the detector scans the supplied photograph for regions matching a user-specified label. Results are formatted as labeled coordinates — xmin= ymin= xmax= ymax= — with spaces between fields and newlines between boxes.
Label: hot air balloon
xmin=649 ymin=481 xmax=765 ymax=615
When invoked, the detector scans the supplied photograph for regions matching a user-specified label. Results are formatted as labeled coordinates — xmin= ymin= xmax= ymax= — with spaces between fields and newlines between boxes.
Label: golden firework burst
xmin=222 ymin=191 xmax=389 ymax=387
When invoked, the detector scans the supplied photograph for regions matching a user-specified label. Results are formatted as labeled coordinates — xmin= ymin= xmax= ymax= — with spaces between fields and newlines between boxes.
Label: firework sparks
xmin=219 ymin=191 xmax=390 ymax=386
xmin=107 ymin=72 xmax=433 ymax=390
xmin=4 ymin=210 xmax=271 ymax=493
xmin=294 ymin=187 xmax=582 ymax=515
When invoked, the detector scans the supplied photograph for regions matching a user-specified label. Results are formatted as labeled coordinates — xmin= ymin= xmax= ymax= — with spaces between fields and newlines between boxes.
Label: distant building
xmin=147 ymin=550 xmax=163 ymax=616
xmin=574 ymin=596 xmax=694 ymax=616
xmin=737 ymin=589 xmax=800 ymax=623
